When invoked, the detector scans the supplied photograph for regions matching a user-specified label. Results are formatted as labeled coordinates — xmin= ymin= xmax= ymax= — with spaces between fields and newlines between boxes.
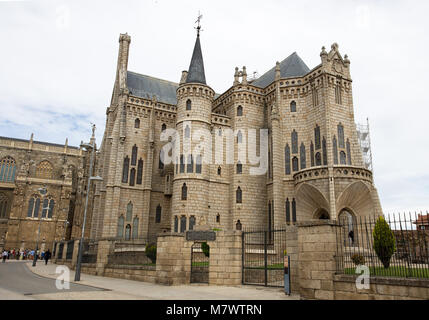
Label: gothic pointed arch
xmin=336 ymin=181 xmax=376 ymax=218
xmin=295 ymin=183 xmax=330 ymax=221
xmin=0 ymin=156 xmax=16 ymax=182
xmin=36 ymin=160 xmax=53 ymax=179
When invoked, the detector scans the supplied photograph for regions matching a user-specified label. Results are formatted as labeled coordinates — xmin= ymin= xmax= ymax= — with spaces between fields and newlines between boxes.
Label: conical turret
xmin=185 ymin=33 xmax=206 ymax=84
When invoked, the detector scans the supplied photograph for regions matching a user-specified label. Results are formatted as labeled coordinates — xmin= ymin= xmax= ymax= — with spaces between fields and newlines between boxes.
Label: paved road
xmin=0 ymin=261 xmax=104 ymax=298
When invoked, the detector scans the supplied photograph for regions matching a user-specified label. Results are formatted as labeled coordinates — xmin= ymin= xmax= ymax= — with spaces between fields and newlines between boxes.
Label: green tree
xmin=145 ymin=243 xmax=157 ymax=264
xmin=201 ymin=242 xmax=210 ymax=257
xmin=373 ymin=216 xmax=396 ymax=268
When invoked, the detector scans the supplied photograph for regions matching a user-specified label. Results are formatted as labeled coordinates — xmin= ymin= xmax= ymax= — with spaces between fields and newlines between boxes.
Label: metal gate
xmin=190 ymin=242 xmax=209 ymax=283
xmin=242 ymin=229 xmax=287 ymax=287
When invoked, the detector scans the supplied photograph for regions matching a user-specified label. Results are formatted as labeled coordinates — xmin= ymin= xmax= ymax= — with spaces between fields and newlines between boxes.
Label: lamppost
xmin=63 ymin=220 xmax=70 ymax=241
xmin=32 ymin=186 xmax=50 ymax=267
xmin=74 ymin=124 xmax=103 ymax=281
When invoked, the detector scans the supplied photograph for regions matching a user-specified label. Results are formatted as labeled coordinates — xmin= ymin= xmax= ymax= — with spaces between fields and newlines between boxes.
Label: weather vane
xmin=195 ymin=11 xmax=203 ymax=36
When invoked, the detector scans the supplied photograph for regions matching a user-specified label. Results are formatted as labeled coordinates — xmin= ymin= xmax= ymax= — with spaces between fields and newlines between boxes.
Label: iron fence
xmin=336 ymin=213 xmax=429 ymax=279
xmin=242 ymin=228 xmax=287 ymax=287
xmin=81 ymin=240 xmax=98 ymax=264
xmin=190 ymin=242 xmax=209 ymax=283
xmin=65 ymin=240 xmax=74 ymax=260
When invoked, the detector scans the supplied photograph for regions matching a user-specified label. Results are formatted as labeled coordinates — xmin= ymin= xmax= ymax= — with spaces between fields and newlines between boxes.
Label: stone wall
xmin=334 ymin=275 xmax=429 ymax=300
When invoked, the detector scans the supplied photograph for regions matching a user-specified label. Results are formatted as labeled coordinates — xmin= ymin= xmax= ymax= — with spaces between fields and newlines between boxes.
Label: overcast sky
xmin=0 ymin=0 xmax=428 ymax=213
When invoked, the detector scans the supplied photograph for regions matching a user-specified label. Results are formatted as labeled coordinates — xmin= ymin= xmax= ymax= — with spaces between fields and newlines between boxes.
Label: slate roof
xmin=251 ymin=52 xmax=310 ymax=88
xmin=186 ymin=34 xmax=206 ymax=84
xmin=127 ymin=71 xmax=179 ymax=105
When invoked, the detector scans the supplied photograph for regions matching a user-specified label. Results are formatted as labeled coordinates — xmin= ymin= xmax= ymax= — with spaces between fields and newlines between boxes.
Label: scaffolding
xmin=356 ymin=118 xmax=373 ymax=172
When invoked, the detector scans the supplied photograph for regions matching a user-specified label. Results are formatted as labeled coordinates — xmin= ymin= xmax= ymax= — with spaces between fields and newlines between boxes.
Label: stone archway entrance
xmin=338 ymin=209 xmax=357 ymax=247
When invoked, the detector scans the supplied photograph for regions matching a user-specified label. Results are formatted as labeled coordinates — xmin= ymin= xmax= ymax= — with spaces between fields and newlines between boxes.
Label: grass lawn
xmin=344 ymin=266 xmax=429 ymax=279
xmin=246 ymin=263 xmax=284 ymax=270
xmin=192 ymin=261 xmax=209 ymax=267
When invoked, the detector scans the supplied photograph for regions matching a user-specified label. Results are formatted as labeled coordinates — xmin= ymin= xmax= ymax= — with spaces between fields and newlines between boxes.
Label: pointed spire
xmin=186 ymin=25 xmax=206 ymax=84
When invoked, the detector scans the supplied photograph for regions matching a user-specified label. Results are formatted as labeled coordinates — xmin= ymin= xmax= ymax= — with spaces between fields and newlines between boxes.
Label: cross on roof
xmin=195 ymin=11 xmax=203 ymax=36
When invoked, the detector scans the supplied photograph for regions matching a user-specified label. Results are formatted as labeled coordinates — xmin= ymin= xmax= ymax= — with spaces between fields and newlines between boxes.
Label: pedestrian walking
xmin=2 ymin=250 xmax=8 ymax=263
xmin=44 ymin=249 xmax=51 ymax=265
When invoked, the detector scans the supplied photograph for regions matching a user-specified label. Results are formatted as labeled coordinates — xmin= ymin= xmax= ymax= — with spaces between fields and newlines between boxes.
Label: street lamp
xmin=74 ymin=124 xmax=103 ymax=281
xmin=32 ymin=186 xmax=50 ymax=267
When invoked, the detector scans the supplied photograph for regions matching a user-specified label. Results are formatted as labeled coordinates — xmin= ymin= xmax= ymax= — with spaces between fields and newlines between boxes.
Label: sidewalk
xmin=27 ymin=262 xmax=300 ymax=300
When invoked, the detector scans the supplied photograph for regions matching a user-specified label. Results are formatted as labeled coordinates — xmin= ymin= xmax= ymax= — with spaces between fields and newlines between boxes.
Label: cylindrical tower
xmin=171 ymin=32 xmax=215 ymax=232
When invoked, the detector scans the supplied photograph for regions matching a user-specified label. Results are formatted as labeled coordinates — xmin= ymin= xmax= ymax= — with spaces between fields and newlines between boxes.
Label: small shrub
xmin=201 ymin=242 xmax=210 ymax=257
xmin=373 ymin=216 xmax=396 ymax=268
xmin=351 ymin=254 xmax=365 ymax=266
xmin=145 ymin=243 xmax=157 ymax=263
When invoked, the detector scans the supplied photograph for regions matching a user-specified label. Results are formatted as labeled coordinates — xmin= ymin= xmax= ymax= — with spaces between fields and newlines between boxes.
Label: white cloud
xmin=0 ymin=0 xmax=428 ymax=211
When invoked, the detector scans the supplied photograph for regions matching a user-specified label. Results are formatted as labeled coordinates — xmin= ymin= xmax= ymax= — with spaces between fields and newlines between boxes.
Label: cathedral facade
xmin=89 ymin=31 xmax=383 ymax=244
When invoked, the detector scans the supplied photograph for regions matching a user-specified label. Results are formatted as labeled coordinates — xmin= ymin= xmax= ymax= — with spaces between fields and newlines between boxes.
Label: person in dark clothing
xmin=44 ymin=249 xmax=51 ymax=265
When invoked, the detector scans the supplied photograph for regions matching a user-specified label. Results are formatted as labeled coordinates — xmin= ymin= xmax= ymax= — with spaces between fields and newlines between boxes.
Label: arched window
xmin=131 ymin=145 xmax=138 ymax=166
xmin=316 ymin=209 xmax=330 ymax=220
xmin=218 ymin=128 xmax=222 ymax=136
xmin=340 ymin=151 xmax=347 ymax=165
xmin=185 ymin=125 xmax=190 ymax=139
xmin=156 ymin=204 xmax=162 ymax=223
xmin=181 ymin=183 xmax=187 ymax=200
xmin=217 ymin=166 xmax=221 ymax=175
xmin=236 ymin=161 xmax=242 ymax=174
xmin=132 ymin=217 xmax=139 ymax=239
xmin=189 ymin=216 xmax=196 ymax=230
xmin=291 ymin=130 xmax=298 ymax=154
xmin=235 ymin=220 xmax=242 ymax=230
xmin=290 ymin=101 xmax=297 ymax=112
xmin=180 ymin=216 xmax=187 ymax=233
xmin=129 ymin=168 xmax=136 ymax=186
xmin=117 ymin=215 xmax=124 ymax=238
xmin=338 ymin=123 xmax=345 ymax=148
xmin=174 ymin=216 xmax=178 ymax=232
xmin=27 ymin=196 xmax=40 ymax=218
xmin=285 ymin=144 xmax=291 ymax=174
xmin=216 ymin=214 xmax=220 ymax=223
xmin=122 ymin=156 xmax=129 ymax=183
xmin=236 ymin=187 xmax=242 ymax=204
xmin=137 ymin=158 xmax=143 ymax=184
xmin=126 ymin=202 xmax=133 ymax=221
xmin=315 ymin=152 xmax=322 ymax=166
xmin=292 ymin=157 xmax=299 ymax=172
xmin=322 ymin=137 xmax=327 ymax=165
xmin=310 ymin=142 xmax=315 ymax=167
xmin=179 ymin=154 xmax=185 ymax=173
xmin=48 ymin=199 xmax=54 ymax=219
xmin=161 ymin=123 xmax=167 ymax=132
xmin=0 ymin=156 xmax=16 ymax=182
xmin=300 ymin=143 xmax=306 ymax=170
xmin=195 ymin=155 xmax=202 ymax=174
xmin=36 ymin=160 xmax=53 ymax=179
xmin=159 ymin=149 xmax=164 ymax=169
xmin=0 ymin=193 xmax=8 ymax=218
xmin=134 ymin=118 xmax=140 ymax=128
xmin=187 ymin=154 xmax=193 ymax=173
xmin=314 ymin=125 xmax=321 ymax=150
xmin=237 ymin=130 xmax=242 ymax=143
xmin=292 ymin=198 xmax=297 ymax=222
xmin=125 ymin=224 xmax=131 ymax=240
xmin=285 ymin=198 xmax=290 ymax=224
xmin=346 ymin=139 xmax=352 ymax=165
xmin=186 ymin=99 xmax=192 ymax=110
xmin=333 ymin=136 xmax=338 ymax=164
xmin=237 ymin=105 xmax=243 ymax=116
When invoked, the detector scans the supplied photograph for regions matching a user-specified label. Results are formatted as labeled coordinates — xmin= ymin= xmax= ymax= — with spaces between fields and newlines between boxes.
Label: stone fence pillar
xmin=71 ymin=240 xmax=80 ymax=269
xmin=96 ymin=240 xmax=114 ymax=276
xmin=61 ymin=241 xmax=68 ymax=261
xmin=156 ymin=233 xmax=192 ymax=285
xmin=297 ymin=220 xmax=339 ymax=300
xmin=209 ymin=230 xmax=242 ymax=286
